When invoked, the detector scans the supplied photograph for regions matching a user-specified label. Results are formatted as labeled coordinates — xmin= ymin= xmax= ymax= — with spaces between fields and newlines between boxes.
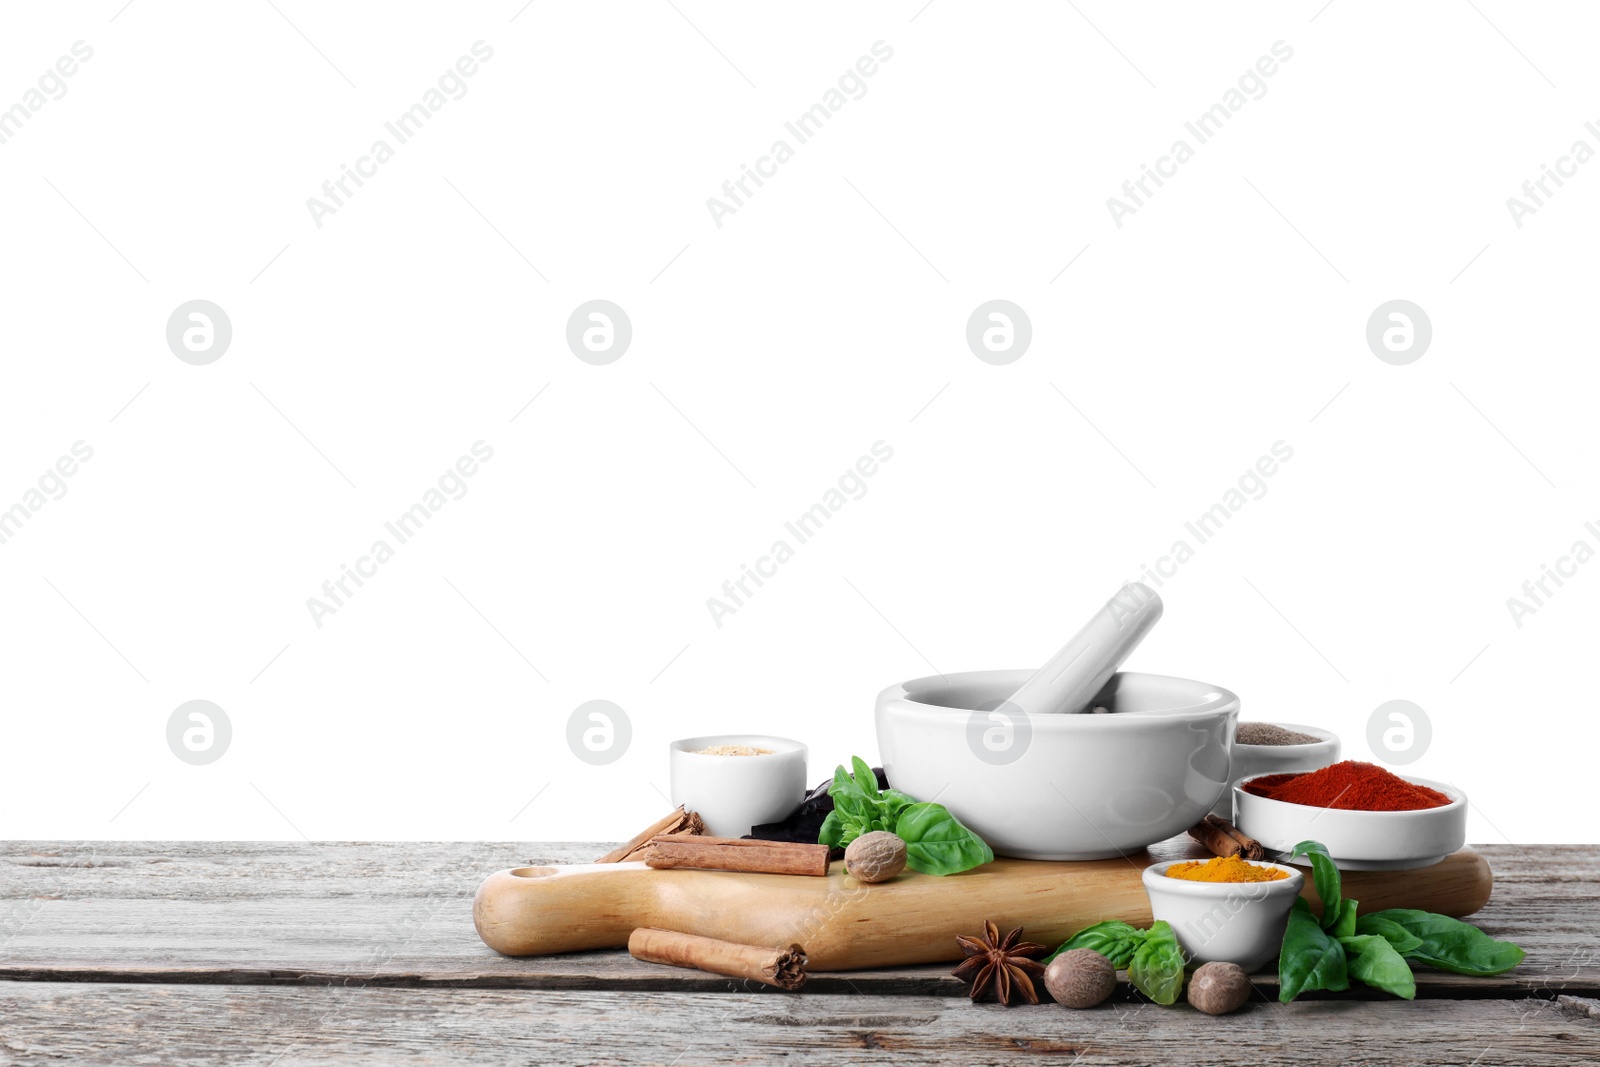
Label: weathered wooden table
xmin=1 ymin=842 xmax=1596 ymax=1065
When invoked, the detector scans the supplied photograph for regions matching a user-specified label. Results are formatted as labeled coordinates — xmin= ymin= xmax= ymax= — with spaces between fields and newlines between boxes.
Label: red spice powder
xmin=1243 ymin=760 xmax=1451 ymax=811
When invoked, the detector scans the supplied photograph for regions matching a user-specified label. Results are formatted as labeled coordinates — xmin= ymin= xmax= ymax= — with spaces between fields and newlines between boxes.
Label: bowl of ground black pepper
xmin=1210 ymin=721 xmax=1340 ymax=818
xmin=1234 ymin=761 xmax=1466 ymax=870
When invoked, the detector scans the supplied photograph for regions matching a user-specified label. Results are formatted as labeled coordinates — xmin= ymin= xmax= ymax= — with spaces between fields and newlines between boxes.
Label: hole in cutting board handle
xmin=509 ymin=866 xmax=557 ymax=878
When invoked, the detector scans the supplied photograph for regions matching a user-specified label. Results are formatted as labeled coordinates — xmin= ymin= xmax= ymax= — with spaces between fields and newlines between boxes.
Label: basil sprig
xmin=1128 ymin=921 xmax=1186 ymax=1005
xmin=1278 ymin=839 xmax=1524 ymax=1002
xmin=1045 ymin=919 xmax=1185 ymax=1005
xmin=1342 ymin=934 xmax=1416 ymax=999
xmin=1279 ymin=899 xmax=1351 ymax=1000
xmin=1357 ymin=909 xmax=1528 ymax=977
xmin=817 ymin=757 xmax=993 ymax=876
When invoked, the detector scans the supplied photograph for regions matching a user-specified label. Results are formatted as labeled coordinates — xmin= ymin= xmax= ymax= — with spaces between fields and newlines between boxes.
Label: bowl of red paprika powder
xmin=1234 ymin=760 xmax=1466 ymax=870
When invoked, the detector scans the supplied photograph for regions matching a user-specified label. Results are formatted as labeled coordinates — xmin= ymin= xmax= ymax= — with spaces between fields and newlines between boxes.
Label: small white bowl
xmin=1234 ymin=772 xmax=1466 ymax=871
xmin=1142 ymin=859 xmax=1304 ymax=973
xmin=669 ymin=735 xmax=807 ymax=838
xmin=1211 ymin=722 xmax=1341 ymax=818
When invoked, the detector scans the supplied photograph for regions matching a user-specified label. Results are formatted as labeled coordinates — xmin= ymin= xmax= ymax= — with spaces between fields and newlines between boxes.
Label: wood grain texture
xmin=1 ymin=841 xmax=1591 ymax=995
xmin=0 ymin=984 xmax=1594 ymax=1066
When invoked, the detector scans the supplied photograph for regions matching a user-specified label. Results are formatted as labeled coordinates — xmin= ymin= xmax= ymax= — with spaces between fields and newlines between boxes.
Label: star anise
xmin=951 ymin=920 xmax=1049 ymax=1005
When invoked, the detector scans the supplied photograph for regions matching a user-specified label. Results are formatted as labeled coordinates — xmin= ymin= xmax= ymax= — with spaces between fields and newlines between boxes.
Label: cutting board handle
xmin=474 ymin=863 xmax=654 ymax=956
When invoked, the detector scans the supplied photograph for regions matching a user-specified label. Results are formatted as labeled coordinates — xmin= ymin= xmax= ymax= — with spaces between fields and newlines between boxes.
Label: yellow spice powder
xmin=1165 ymin=855 xmax=1288 ymax=883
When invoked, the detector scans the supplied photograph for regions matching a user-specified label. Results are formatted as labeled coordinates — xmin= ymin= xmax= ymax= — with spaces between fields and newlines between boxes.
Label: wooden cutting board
xmin=474 ymin=841 xmax=1493 ymax=971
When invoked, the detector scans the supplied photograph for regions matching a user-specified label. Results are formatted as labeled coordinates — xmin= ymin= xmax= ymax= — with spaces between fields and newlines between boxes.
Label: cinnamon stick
xmin=1217 ymin=816 xmax=1266 ymax=861
xmin=1188 ymin=815 xmax=1242 ymax=858
xmin=596 ymin=807 xmax=705 ymax=863
xmin=629 ymin=928 xmax=807 ymax=991
xmin=644 ymin=834 xmax=830 ymax=876
xmin=1187 ymin=814 xmax=1265 ymax=861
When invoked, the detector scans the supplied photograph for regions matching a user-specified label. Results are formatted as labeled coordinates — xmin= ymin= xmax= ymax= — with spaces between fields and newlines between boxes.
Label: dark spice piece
xmin=746 ymin=767 xmax=890 ymax=846
xmin=951 ymin=921 xmax=1049 ymax=1005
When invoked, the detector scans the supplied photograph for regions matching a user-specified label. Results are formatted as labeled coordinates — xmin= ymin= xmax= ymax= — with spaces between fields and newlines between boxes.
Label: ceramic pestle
xmin=1003 ymin=582 xmax=1164 ymax=716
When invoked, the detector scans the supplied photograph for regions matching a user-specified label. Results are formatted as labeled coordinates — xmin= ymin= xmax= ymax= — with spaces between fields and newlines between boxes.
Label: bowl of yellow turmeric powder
xmin=1141 ymin=856 xmax=1303 ymax=972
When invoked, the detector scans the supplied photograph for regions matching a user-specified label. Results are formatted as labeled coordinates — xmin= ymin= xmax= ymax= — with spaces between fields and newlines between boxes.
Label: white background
xmin=1 ymin=2 xmax=1594 ymax=844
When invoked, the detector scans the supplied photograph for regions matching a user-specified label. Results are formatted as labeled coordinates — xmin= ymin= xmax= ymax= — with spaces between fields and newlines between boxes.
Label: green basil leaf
xmin=1279 ymin=897 xmax=1350 ymax=1002
xmin=1339 ymin=934 xmax=1416 ymax=1000
xmin=1128 ymin=921 xmax=1186 ymax=1006
xmin=830 ymin=763 xmax=867 ymax=805
xmin=1045 ymin=920 xmax=1148 ymax=967
xmin=831 ymin=789 xmax=868 ymax=820
xmin=1328 ymin=898 xmax=1359 ymax=940
xmin=1353 ymin=914 xmax=1424 ymax=956
xmin=1360 ymin=909 xmax=1526 ymax=977
xmin=822 ymin=808 xmax=867 ymax=848
xmin=851 ymin=756 xmax=880 ymax=800
xmin=892 ymin=801 xmax=994 ymax=876
xmin=826 ymin=761 xmax=880 ymax=840
xmin=879 ymin=789 xmax=917 ymax=822
xmin=1290 ymin=840 xmax=1343 ymax=931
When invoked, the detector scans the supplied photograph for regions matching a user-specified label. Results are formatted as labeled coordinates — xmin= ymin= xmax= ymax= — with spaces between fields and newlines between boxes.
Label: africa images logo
xmin=1105 ymin=41 xmax=1294 ymax=228
xmin=304 ymin=42 xmax=495 ymax=228
xmin=705 ymin=41 xmax=894 ymax=228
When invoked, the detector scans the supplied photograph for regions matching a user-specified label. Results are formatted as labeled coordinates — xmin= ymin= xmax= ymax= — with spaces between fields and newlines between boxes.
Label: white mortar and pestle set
xmin=876 ymin=582 xmax=1241 ymax=861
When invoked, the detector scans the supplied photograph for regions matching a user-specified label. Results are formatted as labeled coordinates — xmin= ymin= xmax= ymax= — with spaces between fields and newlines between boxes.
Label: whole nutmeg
xmin=844 ymin=831 xmax=907 ymax=883
xmin=1187 ymin=961 xmax=1252 ymax=1015
xmin=1043 ymin=948 xmax=1116 ymax=1009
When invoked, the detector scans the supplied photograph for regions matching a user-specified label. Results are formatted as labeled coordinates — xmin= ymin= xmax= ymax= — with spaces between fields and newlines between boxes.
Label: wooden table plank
xmin=2 ymin=842 xmax=1591 ymax=995
xmin=0 ymin=984 xmax=1595 ymax=1066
